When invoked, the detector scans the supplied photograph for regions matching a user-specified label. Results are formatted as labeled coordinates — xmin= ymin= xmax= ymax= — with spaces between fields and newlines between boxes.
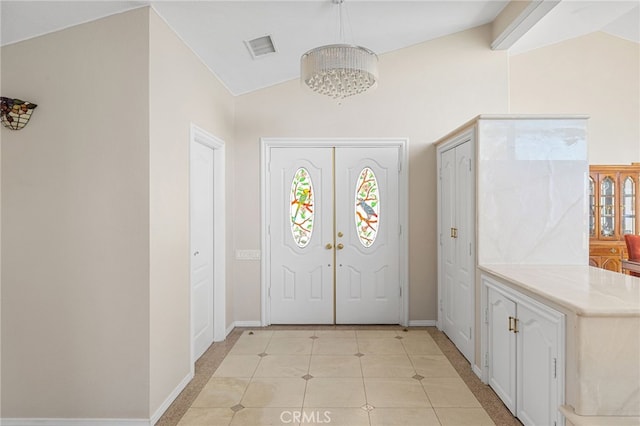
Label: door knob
xmin=337 ymin=243 xmax=344 ymax=250
xmin=337 ymin=231 xmax=344 ymax=237
xmin=193 ymin=251 xmax=200 ymax=256
xmin=325 ymin=243 xmax=333 ymax=250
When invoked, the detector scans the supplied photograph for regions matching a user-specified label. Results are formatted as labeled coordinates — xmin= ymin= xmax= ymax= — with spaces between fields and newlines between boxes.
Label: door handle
xmin=337 ymin=243 xmax=344 ymax=250
xmin=325 ymin=243 xmax=333 ymax=250
xmin=193 ymin=250 xmax=200 ymax=256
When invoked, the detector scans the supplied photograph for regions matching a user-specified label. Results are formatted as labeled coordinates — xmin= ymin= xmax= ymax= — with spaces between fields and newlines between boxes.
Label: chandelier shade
xmin=301 ymin=43 xmax=378 ymax=100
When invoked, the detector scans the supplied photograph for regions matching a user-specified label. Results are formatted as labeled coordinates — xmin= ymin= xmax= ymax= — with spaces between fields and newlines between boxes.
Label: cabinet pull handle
xmin=508 ymin=316 xmax=519 ymax=333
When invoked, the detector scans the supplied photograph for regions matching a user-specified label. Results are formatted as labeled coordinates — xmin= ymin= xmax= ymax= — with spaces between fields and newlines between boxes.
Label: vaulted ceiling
xmin=1 ymin=1 xmax=638 ymax=95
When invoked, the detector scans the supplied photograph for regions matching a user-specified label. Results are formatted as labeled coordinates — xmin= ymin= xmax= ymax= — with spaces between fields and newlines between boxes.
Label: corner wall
xmin=1 ymin=8 xmax=150 ymax=418
xmin=148 ymin=8 xmax=235 ymax=415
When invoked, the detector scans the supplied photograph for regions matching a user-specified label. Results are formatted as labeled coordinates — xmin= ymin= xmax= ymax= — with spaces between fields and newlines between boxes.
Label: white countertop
xmin=478 ymin=264 xmax=640 ymax=317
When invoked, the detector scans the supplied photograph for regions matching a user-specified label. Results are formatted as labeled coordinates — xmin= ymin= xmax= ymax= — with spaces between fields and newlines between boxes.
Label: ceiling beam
xmin=491 ymin=0 xmax=560 ymax=50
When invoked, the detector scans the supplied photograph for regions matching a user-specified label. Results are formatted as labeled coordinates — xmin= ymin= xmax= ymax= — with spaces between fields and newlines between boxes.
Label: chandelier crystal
xmin=301 ymin=44 xmax=378 ymax=100
xmin=301 ymin=0 xmax=378 ymax=100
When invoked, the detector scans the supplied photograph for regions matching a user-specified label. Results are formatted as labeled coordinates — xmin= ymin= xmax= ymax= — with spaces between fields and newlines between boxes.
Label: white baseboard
xmin=150 ymin=370 xmax=193 ymax=425
xmin=472 ymin=364 xmax=484 ymax=381
xmin=407 ymin=320 xmax=437 ymax=327
xmin=1 ymin=419 xmax=149 ymax=426
xmin=225 ymin=321 xmax=236 ymax=337
xmin=233 ymin=320 xmax=262 ymax=328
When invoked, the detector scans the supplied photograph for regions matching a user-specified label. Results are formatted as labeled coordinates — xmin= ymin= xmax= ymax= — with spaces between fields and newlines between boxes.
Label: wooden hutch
xmin=589 ymin=163 xmax=640 ymax=272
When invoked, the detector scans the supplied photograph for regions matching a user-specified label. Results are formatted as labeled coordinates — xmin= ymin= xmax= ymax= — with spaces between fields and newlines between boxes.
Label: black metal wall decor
xmin=1 ymin=97 xmax=38 ymax=130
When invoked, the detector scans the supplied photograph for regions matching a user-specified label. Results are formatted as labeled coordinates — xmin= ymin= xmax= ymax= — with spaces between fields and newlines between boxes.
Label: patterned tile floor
xmin=162 ymin=327 xmax=515 ymax=426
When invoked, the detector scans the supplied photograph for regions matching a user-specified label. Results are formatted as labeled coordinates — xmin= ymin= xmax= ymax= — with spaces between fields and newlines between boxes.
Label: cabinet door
xmin=597 ymin=173 xmax=620 ymax=240
xmin=487 ymin=287 xmax=517 ymax=415
xmin=620 ymin=171 xmax=638 ymax=237
xmin=516 ymin=302 xmax=562 ymax=426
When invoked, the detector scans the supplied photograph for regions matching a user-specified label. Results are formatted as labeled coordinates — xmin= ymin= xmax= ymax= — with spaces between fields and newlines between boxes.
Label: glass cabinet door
xmin=589 ymin=176 xmax=595 ymax=237
xmin=621 ymin=175 xmax=636 ymax=235
xmin=600 ymin=176 xmax=616 ymax=238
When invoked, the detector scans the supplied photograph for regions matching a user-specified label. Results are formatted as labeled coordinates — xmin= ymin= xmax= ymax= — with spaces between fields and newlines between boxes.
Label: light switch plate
xmin=236 ymin=249 xmax=261 ymax=260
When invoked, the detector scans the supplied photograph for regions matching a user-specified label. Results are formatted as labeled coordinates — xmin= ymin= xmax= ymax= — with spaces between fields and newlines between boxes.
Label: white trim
xmin=408 ymin=320 xmax=437 ymax=327
xmin=0 ymin=419 xmax=149 ymax=426
xmin=150 ymin=371 xmax=193 ymax=426
xmin=189 ymin=124 xmax=226 ymax=369
xmin=226 ymin=321 xmax=236 ymax=337
xmin=234 ymin=320 xmax=262 ymax=328
xmin=261 ymin=138 xmax=409 ymax=327
xmin=473 ymin=364 xmax=484 ymax=381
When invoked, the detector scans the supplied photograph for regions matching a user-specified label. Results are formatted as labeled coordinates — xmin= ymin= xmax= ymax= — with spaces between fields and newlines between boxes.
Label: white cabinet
xmin=483 ymin=274 xmax=565 ymax=426
xmin=437 ymin=137 xmax=474 ymax=362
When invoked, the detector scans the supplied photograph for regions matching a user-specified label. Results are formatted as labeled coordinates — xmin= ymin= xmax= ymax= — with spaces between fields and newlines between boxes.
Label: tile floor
xmin=177 ymin=329 xmax=496 ymax=426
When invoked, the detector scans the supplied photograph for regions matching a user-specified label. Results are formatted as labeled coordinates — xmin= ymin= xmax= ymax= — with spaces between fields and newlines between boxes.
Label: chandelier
xmin=301 ymin=0 xmax=378 ymax=100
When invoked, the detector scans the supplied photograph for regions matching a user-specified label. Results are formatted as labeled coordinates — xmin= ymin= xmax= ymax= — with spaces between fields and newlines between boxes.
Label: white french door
xmin=265 ymin=142 xmax=404 ymax=324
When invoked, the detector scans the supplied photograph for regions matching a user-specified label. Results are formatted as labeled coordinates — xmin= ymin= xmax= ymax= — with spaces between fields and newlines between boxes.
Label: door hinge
xmin=399 ymin=224 xmax=402 ymax=235
xmin=398 ymin=160 xmax=402 ymax=172
xmin=439 ymin=167 xmax=442 ymax=179
xmin=484 ymin=307 xmax=488 ymax=324
xmin=268 ymin=225 xmax=271 ymax=236
xmin=468 ymin=159 xmax=472 ymax=172
xmin=399 ymin=286 xmax=402 ymax=297
xmin=553 ymin=357 xmax=557 ymax=379
xmin=484 ymin=352 xmax=489 ymax=368
xmin=469 ymin=242 xmax=472 ymax=256
xmin=469 ymin=327 xmax=472 ymax=338
xmin=267 ymin=287 xmax=271 ymax=298
xmin=439 ymin=233 xmax=442 ymax=246
xmin=439 ymin=298 xmax=443 ymax=312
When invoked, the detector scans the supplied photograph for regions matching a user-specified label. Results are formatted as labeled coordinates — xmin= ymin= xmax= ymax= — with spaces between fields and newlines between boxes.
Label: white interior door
xmin=335 ymin=147 xmax=400 ymax=324
xmin=190 ymin=141 xmax=215 ymax=359
xmin=267 ymin=145 xmax=401 ymax=324
xmin=440 ymin=140 xmax=474 ymax=361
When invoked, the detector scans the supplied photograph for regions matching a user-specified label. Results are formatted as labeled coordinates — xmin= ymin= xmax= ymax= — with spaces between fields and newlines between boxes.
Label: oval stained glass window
xmin=355 ymin=167 xmax=380 ymax=247
xmin=290 ymin=167 xmax=314 ymax=247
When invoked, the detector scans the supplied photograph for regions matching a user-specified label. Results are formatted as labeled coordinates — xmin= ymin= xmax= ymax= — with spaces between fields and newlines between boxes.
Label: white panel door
xmin=488 ymin=287 xmax=517 ymax=415
xmin=440 ymin=141 xmax=474 ymax=362
xmin=190 ymin=141 xmax=215 ymax=360
xmin=335 ymin=147 xmax=400 ymax=324
xmin=267 ymin=145 xmax=401 ymax=324
xmin=269 ymin=148 xmax=334 ymax=324
xmin=517 ymin=302 xmax=561 ymax=426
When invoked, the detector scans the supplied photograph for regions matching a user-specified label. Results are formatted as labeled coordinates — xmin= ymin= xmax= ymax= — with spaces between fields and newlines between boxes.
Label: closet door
xmin=440 ymin=140 xmax=474 ymax=362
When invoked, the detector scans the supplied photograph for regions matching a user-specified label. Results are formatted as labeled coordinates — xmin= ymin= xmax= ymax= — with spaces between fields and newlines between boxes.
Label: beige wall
xmin=148 ymin=9 xmax=235 ymax=414
xmin=510 ymin=31 xmax=640 ymax=163
xmin=233 ymin=25 xmax=509 ymax=322
xmin=1 ymin=8 xmax=150 ymax=418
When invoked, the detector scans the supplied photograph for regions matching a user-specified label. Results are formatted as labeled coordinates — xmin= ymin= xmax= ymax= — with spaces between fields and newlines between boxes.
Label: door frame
xmin=260 ymin=138 xmax=409 ymax=326
xmin=189 ymin=124 xmax=226 ymax=367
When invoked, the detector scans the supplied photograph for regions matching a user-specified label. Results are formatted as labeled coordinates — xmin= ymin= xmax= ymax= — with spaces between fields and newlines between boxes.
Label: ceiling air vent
xmin=244 ymin=35 xmax=277 ymax=59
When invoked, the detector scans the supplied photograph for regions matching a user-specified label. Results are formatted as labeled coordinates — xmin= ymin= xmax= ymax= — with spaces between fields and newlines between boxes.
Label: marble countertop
xmin=478 ymin=264 xmax=640 ymax=317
